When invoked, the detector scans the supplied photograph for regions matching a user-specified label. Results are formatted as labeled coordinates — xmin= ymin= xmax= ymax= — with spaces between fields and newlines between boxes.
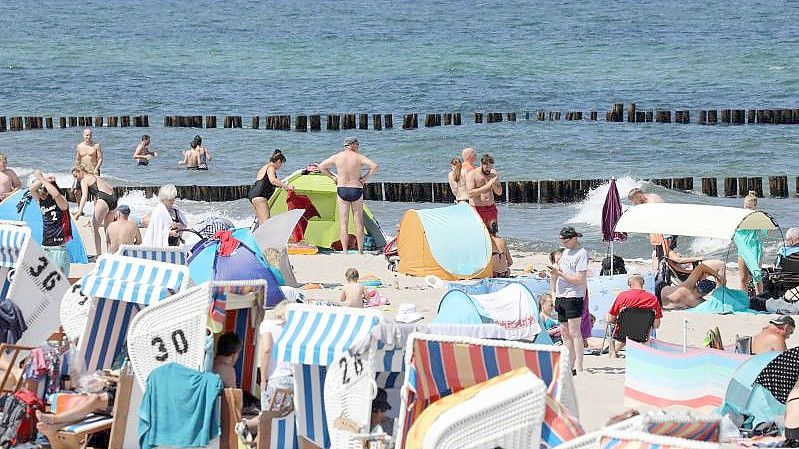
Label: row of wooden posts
xmin=3 ymin=104 xmax=799 ymax=132
xmin=61 ymin=175 xmax=795 ymax=204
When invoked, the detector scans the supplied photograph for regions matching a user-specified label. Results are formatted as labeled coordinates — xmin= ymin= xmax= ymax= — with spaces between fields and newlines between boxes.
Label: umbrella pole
xmin=610 ymin=241 xmax=614 ymax=275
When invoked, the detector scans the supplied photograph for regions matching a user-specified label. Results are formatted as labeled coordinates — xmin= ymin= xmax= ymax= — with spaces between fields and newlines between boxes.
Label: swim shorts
xmin=137 ymin=159 xmax=149 ymax=166
xmin=473 ymin=204 xmax=498 ymax=226
xmin=337 ymin=187 xmax=363 ymax=202
xmin=554 ymin=296 xmax=584 ymax=322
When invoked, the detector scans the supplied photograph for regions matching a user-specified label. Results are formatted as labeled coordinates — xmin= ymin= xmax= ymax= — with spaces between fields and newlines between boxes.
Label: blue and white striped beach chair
xmin=0 ymin=221 xmax=70 ymax=346
xmin=76 ymin=254 xmax=191 ymax=373
xmin=275 ymin=304 xmax=383 ymax=449
xmin=117 ymin=244 xmax=189 ymax=265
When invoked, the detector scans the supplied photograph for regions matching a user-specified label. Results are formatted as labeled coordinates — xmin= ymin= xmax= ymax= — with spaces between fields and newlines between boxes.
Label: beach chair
xmin=274 ymin=304 xmax=384 ymax=449
xmin=52 ymin=363 xmax=135 ymax=449
xmin=608 ymin=307 xmax=656 ymax=357
xmin=395 ymin=332 xmax=578 ymax=449
xmin=407 ymin=367 xmax=547 ymax=449
xmin=555 ymin=414 xmax=645 ymax=449
xmin=116 ymin=244 xmax=189 ymax=265
xmin=765 ymin=252 xmax=799 ymax=298
xmin=324 ymin=343 xmax=378 ymax=449
xmin=0 ymin=344 xmax=34 ymax=394
xmin=0 ymin=220 xmax=70 ymax=346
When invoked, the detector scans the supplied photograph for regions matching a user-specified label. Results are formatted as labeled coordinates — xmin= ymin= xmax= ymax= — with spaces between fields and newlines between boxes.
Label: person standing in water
xmin=465 ymin=153 xmax=502 ymax=226
xmin=133 ymin=135 xmax=158 ymax=166
xmin=247 ymin=149 xmax=293 ymax=225
xmin=448 ymin=158 xmax=468 ymax=203
xmin=75 ymin=128 xmax=103 ymax=176
xmin=319 ymin=137 xmax=379 ymax=254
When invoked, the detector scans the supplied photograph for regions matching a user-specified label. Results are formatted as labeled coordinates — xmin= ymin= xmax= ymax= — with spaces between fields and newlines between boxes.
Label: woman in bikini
xmin=72 ymin=165 xmax=118 ymax=255
xmin=247 ymin=149 xmax=293 ymax=225
xmin=488 ymin=220 xmax=513 ymax=277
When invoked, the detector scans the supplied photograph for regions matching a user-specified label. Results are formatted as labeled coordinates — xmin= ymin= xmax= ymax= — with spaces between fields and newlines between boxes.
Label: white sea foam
xmin=567 ymin=175 xmax=643 ymax=227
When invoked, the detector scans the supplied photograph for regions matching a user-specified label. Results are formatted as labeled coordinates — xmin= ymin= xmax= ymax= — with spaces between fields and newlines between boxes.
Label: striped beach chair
xmin=395 ymin=332 xmax=578 ymax=449
xmin=274 ymin=304 xmax=384 ymax=449
xmin=0 ymin=221 xmax=70 ymax=346
xmin=117 ymin=244 xmax=189 ymax=265
xmin=75 ymin=254 xmax=191 ymax=374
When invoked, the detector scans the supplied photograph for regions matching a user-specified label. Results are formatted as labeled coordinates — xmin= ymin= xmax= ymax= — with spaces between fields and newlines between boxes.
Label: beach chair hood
xmin=398 ymin=203 xmax=492 ymax=280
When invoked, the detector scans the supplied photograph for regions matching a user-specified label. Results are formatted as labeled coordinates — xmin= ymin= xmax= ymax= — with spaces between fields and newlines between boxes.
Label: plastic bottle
xmin=393 ymin=274 xmax=400 ymax=290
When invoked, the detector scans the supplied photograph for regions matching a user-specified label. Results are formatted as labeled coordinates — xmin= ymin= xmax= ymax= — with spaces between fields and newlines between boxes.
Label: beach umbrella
xmin=602 ymin=178 xmax=627 ymax=274
xmin=187 ymin=228 xmax=285 ymax=307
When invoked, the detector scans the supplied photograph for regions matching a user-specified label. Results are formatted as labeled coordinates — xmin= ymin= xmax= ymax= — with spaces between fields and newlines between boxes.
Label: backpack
xmin=600 ymin=255 xmax=627 ymax=276
xmin=0 ymin=389 xmax=44 ymax=447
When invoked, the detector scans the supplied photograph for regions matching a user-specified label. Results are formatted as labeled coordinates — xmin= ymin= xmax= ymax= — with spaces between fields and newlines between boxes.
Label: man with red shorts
xmin=466 ymin=153 xmax=502 ymax=225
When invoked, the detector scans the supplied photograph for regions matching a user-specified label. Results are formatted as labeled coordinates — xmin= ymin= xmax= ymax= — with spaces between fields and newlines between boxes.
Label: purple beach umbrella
xmin=602 ymin=178 xmax=627 ymax=273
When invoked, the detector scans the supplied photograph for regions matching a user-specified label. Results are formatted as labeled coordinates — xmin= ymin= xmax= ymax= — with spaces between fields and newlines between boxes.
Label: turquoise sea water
xmin=1 ymin=0 xmax=798 ymax=256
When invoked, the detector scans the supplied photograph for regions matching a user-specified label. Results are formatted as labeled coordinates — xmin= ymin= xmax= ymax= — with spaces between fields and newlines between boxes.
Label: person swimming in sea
xmin=133 ymin=134 xmax=158 ymax=166
xmin=178 ymin=135 xmax=211 ymax=170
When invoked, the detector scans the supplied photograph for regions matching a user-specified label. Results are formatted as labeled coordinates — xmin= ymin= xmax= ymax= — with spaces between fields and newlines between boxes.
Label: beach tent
xmin=0 ymin=220 xmax=71 ymax=346
xmin=252 ymin=209 xmax=302 ymax=287
xmin=624 ymin=340 xmax=751 ymax=414
xmin=187 ymin=228 xmax=285 ymax=307
xmin=0 ymin=189 xmax=88 ymax=264
xmin=398 ymin=203 xmax=492 ymax=280
xmin=719 ymin=351 xmax=782 ymax=429
xmin=434 ymin=283 xmax=551 ymax=343
xmin=614 ymin=203 xmax=779 ymax=240
xmin=267 ymin=171 xmax=387 ymax=250
xmin=274 ymin=304 xmax=383 ymax=449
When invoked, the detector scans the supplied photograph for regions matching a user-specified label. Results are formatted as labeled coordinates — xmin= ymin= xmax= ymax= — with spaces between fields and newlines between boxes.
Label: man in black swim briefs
xmin=319 ymin=137 xmax=379 ymax=254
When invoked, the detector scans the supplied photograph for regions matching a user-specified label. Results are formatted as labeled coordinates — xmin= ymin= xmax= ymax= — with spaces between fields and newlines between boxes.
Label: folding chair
xmin=766 ymin=253 xmax=799 ymax=298
xmin=609 ymin=308 xmax=656 ymax=357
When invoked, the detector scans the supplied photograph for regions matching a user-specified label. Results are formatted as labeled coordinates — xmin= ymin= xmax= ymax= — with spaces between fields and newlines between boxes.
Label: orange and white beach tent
xmin=397 ymin=203 xmax=492 ymax=280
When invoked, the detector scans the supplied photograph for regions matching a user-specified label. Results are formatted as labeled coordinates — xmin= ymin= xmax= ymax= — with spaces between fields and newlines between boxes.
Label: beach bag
xmin=0 ymin=389 xmax=44 ymax=447
xmin=600 ymin=255 xmax=626 ymax=276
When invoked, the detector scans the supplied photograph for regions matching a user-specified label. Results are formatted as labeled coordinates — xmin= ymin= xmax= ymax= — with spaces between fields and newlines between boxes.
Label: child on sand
xmin=539 ymin=293 xmax=561 ymax=342
xmin=340 ymin=268 xmax=368 ymax=308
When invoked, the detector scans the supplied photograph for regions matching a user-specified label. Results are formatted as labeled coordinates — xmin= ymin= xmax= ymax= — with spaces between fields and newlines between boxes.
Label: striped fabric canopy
xmin=0 ymin=221 xmax=29 ymax=269
xmin=117 ymin=245 xmax=189 ymax=265
xmin=275 ymin=304 xmax=383 ymax=366
xmin=80 ymin=254 xmax=190 ymax=304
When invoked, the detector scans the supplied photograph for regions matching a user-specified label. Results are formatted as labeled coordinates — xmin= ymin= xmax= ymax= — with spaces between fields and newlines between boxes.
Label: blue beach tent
xmin=0 ymin=189 xmax=88 ymax=264
xmin=187 ymin=228 xmax=285 ymax=307
xmin=719 ymin=351 xmax=782 ymax=430
xmin=433 ymin=283 xmax=552 ymax=344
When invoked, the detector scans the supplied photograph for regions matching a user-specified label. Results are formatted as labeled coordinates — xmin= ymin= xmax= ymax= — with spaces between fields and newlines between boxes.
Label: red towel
xmin=213 ymin=230 xmax=240 ymax=256
xmin=286 ymin=191 xmax=320 ymax=242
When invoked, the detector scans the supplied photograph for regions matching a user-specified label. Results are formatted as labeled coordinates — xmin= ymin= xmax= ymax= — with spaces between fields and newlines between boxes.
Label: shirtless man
xmin=133 ymin=135 xmax=158 ymax=166
xmin=105 ymin=205 xmax=141 ymax=253
xmin=319 ymin=137 xmax=379 ymax=254
xmin=751 ymin=316 xmax=794 ymax=354
xmin=461 ymin=147 xmax=477 ymax=173
xmin=466 ymin=153 xmax=503 ymax=226
xmin=75 ymin=128 xmax=103 ymax=176
xmin=0 ymin=154 xmax=22 ymax=200
xmin=659 ymin=261 xmax=727 ymax=309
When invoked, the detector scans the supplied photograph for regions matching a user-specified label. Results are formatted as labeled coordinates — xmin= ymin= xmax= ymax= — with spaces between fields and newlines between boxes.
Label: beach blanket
xmin=142 ymin=202 xmax=187 ymax=248
xmin=687 ymin=286 xmax=762 ymax=314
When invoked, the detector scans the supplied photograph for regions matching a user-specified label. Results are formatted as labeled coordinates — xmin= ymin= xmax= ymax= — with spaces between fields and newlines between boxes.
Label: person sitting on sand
xmin=36 ymin=373 xmax=117 ymax=448
xmin=539 ymin=293 xmax=561 ymax=342
xmin=751 ymin=316 xmax=795 ymax=354
xmin=340 ymin=268 xmax=367 ymax=308
xmin=133 ymin=134 xmax=158 ymax=166
xmin=488 ymin=221 xmax=512 ymax=277
xmin=105 ymin=205 xmax=141 ymax=253
xmin=659 ymin=261 xmax=727 ymax=310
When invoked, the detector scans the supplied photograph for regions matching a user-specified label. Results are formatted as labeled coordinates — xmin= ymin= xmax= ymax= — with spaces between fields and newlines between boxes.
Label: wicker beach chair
xmin=598 ymin=430 xmax=720 ymax=449
xmin=273 ymin=304 xmax=384 ymax=449
xmin=410 ymin=367 xmax=547 ymax=449
xmin=324 ymin=344 xmax=379 ymax=449
xmin=117 ymin=243 xmax=190 ymax=265
xmin=395 ymin=332 xmax=578 ymax=449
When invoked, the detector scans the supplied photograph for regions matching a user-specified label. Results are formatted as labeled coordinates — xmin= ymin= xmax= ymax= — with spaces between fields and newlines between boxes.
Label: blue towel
xmin=687 ymin=286 xmax=763 ymax=314
xmin=138 ymin=363 xmax=223 ymax=449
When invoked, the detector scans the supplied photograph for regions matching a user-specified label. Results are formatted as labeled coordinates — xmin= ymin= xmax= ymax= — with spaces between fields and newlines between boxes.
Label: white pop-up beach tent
xmin=614 ymin=203 xmax=779 ymax=240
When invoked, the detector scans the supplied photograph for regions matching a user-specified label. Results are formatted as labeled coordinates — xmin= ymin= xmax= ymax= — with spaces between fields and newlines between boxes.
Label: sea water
xmin=1 ymin=0 xmax=798 ymax=260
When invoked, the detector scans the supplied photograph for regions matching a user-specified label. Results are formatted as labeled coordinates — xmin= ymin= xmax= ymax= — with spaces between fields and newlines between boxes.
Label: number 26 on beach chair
xmin=0 ymin=221 xmax=70 ymax=346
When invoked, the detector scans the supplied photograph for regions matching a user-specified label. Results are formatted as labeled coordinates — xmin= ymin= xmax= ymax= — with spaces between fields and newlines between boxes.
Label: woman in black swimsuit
xmin=72 ymin=165 xmax=118 ymax=255
xmin=247 ymin=149 xmax=293 ymax=225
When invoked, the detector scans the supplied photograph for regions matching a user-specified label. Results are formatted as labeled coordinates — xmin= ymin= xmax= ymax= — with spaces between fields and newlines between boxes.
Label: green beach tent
xmin=267 ymin=170 xmax=387 ymax=250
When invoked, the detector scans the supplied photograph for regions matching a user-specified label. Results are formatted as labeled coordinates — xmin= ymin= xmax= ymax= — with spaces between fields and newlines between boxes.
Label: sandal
xmin=234 ymin=420 xmax=255 ymax=447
